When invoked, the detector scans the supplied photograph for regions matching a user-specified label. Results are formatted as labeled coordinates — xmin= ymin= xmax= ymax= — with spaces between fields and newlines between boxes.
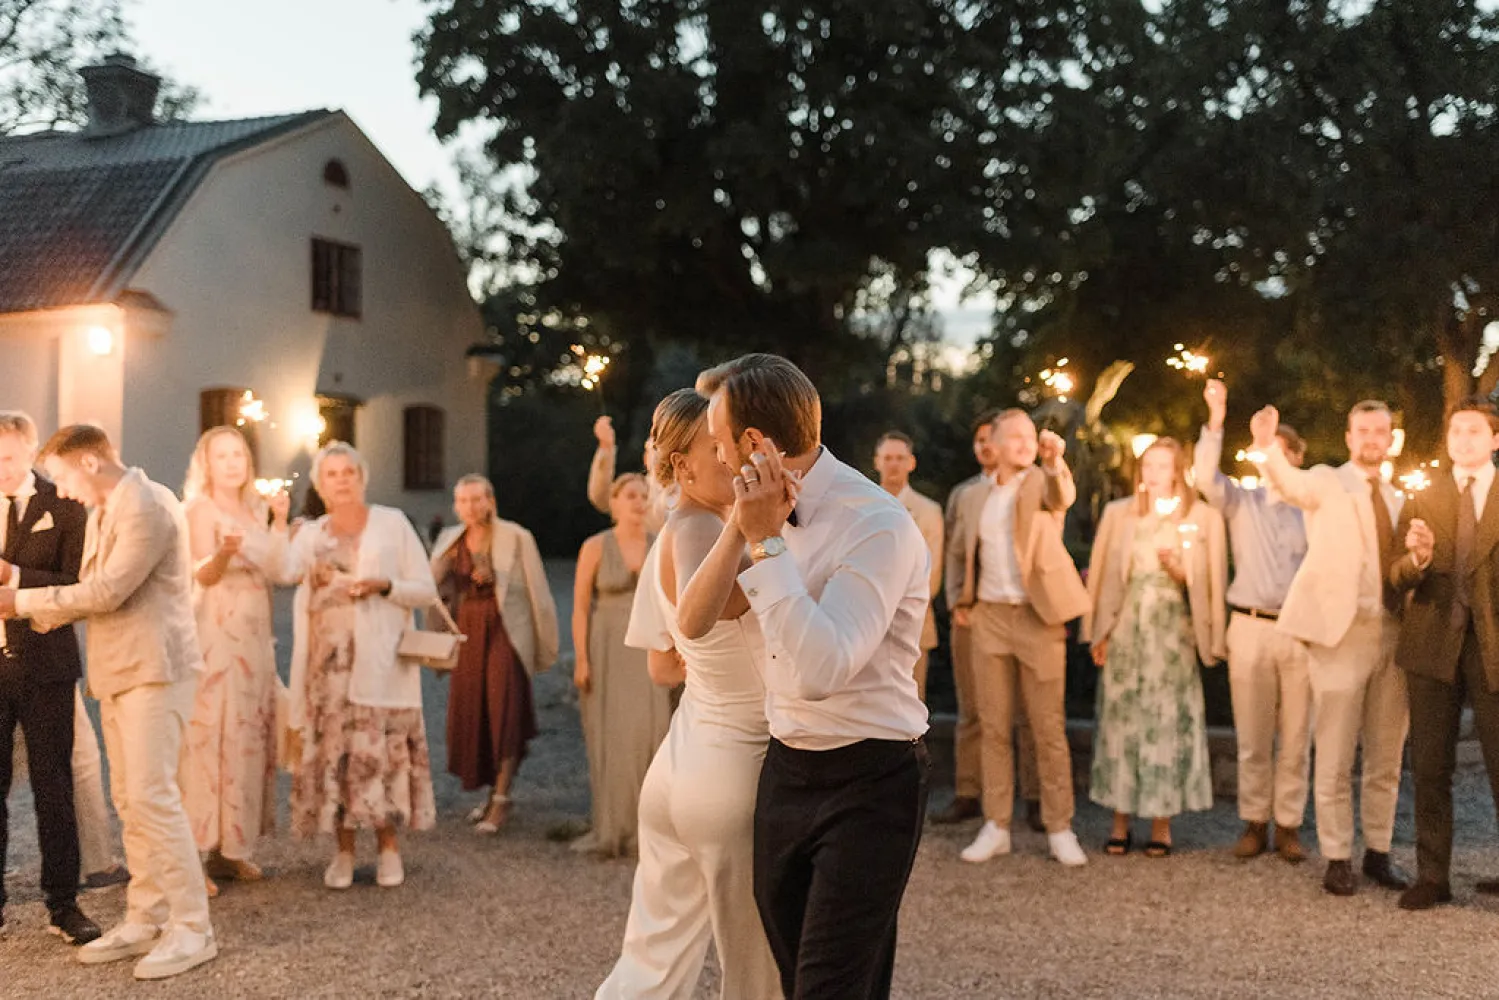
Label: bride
xmin=596 ymin=389 xmax=782 ymax=1000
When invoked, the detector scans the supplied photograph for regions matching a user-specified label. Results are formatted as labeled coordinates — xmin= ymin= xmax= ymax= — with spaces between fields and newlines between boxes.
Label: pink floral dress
xmin=290 ymin=532 xmax=436 ymax=836
xmin=182 ymin=501 xmax=279 ymax=860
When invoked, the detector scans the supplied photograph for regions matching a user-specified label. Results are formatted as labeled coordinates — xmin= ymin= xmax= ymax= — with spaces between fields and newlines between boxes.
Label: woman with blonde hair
xmin=281 ymin=442 xmax=437 ymax=888
xmin=1085 ymin=436 xmax=1227 ymax=857
xmin=430 ymin=474 xmax=558 ymax=832
xmin=571 ymin=472 xmax=671 ymax=857
xmin=596 ymin=388 xmax=781 ymax=999
xmin=180 ymin=426 xmax=290 ymax=896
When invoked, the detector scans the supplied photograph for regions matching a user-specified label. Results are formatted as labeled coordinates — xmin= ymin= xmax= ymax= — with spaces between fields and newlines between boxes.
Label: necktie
xmin=1454 ymin=476 xmax=1477 ymax=622
xmin=3 ymin=495 xmax=17 ymax=562
xmin=1369 ymin=476 xmax=1399 ymax=613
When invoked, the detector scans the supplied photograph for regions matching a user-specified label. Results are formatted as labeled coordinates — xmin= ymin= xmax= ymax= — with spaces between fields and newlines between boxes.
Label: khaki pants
xmin=1305 ymin=615 xmax=1409 ymax=861
xmin=72 ymin=687 xmax=116 ymax=877
xmin=99 ymin=679 xmax=211 ymax=933
xmin=969 ymin=602 xmax=1073 ymax=832
xmin=1227 ymin=614 xmax=1312 ymax=829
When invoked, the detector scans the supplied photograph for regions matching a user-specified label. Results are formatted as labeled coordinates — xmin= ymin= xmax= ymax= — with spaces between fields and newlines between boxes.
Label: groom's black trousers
xmin=753 ymin=736 xmax=930 ymax=1000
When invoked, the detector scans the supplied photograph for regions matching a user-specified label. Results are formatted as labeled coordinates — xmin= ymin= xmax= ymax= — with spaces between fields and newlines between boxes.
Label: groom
xmin=698 ymin=354 xmax=931 ymax=999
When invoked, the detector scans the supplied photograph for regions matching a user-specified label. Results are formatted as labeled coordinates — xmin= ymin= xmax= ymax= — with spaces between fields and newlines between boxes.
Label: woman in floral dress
xmin=1085 ymin=437 xmax=1226 ymax=857
xmin=181 ymin=426 xmax=290 ymax=897
xmin=283 ymin=442 xmax=438 ymax=889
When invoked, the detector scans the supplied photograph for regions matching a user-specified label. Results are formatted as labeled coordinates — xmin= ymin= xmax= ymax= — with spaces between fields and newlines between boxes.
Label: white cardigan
xmin=279 ymin=505 xmax=438 ymax=733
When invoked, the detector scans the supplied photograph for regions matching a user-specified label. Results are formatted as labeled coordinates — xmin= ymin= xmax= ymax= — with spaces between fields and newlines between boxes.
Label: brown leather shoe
xmin=1323 ymin=860 xmax=1358 ymax=896
xmin=930 ymin=796 xmax=982 ymax=824
xmin=1232 ymin=821 xmax=1269 ymax=859
xmin=1274 ymin=825 xmax=1306 ymax=865
xmin=1362 ymin=849 xmax=1412 ymax=891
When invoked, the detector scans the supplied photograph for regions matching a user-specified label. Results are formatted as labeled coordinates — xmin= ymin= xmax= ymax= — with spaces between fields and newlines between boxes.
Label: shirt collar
xmin=787 ymin=446 xmax=833 ymax=527
xmin=989 ymin=466 xmax=1029 ymax=491
xmin=2 ymin=471 xmax=36 ymax=502
xmin=1453 ymin=462 xmax=1496 ymax=492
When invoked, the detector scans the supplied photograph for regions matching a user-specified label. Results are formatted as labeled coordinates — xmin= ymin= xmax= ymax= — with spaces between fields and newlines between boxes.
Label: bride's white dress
xmin=597 ymin=543 xmax=782 ymax=1000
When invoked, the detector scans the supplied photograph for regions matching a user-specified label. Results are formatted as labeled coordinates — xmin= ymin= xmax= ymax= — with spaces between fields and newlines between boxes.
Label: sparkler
xmin=1039 ymin=358 xmax=1075 ymax=403
xmin=254 ymin=477 xmax=292 ymax=498
xmin=573 ymin=345 xmax=612 ymax=413
xmin=236 ymin=390 xmax=267 ymax=427
xmin=1166 ymin=344 xmax=1220 ymax=379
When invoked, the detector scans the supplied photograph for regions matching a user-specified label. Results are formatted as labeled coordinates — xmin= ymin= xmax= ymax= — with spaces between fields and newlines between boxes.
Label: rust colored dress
xmin=444 ymin=542 xmax=538 ymax=790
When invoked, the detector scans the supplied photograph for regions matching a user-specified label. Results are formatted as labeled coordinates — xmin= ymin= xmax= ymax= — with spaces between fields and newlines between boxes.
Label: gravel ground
xmin=3 ymin=560 xmax=1499 ymax=998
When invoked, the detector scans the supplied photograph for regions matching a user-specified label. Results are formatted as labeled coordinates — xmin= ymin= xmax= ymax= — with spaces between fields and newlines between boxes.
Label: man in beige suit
xmin=951 ymin=410 xmax=1091 ymax=867
xmin=0 ymin=425 xmax=215 ymax=979
xmin=1251 ymin=401 xmax=1412 ymax=897
xmin=874 ymin=432 xmax=943 ymax=699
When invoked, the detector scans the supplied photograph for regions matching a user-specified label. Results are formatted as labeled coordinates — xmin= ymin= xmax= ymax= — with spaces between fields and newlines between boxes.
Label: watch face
xmin=760 ymin=536 xmax=787 ymax=557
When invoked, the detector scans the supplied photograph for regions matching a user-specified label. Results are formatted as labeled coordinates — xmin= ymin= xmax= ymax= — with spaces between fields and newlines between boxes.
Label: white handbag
xmin=398 ymin=599 xmax=466 ymax=671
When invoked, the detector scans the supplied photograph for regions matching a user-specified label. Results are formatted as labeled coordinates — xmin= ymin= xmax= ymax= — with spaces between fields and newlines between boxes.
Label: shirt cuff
xmin=14 ymin=589 xmax=42 ymax=616
xmin=738 ymin=551 xmax=807 ymax=613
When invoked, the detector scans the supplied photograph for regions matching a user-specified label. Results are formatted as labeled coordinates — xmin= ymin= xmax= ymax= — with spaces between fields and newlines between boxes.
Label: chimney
xmin=79 ymin=53 xmax=160 ymax=137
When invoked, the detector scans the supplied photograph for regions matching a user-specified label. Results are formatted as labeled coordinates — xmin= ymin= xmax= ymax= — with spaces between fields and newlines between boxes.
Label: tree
xmin=0 ymin=0 xmax=198 ymax=135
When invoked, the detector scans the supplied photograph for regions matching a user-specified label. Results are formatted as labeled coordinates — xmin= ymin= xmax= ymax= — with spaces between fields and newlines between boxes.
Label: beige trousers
xmin=72 ymin=687 xmax=117 ymax=877
xmin=99 ymin=679 xmax=212 ymax=933
xmin=1226 ymin=614 xmax=1312 ymax=829
xmin=1305 ymin=615 xmax=1409 ymax=860
xmin=969 ymin=602 xmax=1073 ymax=832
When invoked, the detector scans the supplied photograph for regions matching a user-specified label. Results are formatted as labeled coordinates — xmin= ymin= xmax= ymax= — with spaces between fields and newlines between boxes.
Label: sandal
xmin=475 ymin=794 xmax=512 ymax=835
xmin=1144 ymin=840 xmax=1173 ymax=858
xmin=1104 ymin=832 xmax=1133 ymax=856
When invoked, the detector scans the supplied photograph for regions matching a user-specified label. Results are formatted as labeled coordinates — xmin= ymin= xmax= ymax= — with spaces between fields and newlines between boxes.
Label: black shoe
xmin=1398 ymin=882 xmax=1453 ymax=911
xmin=48 ymin=904 xmax=101 ymax=945
xmin=930 ymin=796 xmax=982 ymax=824
xmin=1362 ymin=849 xmax=1412 ymax=891
xmin=1323 ymin=860 xmax=1358 ymax=896
xmin=80 ymin=865 xmax=130 ymax=892
xmin=1024 ymin=800 xmax=1045 ymax=833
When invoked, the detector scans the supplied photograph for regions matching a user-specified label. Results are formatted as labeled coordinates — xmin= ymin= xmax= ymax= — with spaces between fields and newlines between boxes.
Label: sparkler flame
xmin=236 ymin=390 xmax=268 ymax=426
xmin=1166 ymin=344 xmax=1211 ymax=376
xmin=1154 ymin=496 xmax=1181 ymax=518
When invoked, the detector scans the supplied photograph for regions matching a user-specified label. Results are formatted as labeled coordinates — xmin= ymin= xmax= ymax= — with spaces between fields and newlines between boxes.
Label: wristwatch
xmin=750 ymin=536 xmax=788 ymax=562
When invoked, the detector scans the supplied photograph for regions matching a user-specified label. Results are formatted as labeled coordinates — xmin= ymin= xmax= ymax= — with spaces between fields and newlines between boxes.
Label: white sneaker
xmin=323 ymin=852 xmax=354 ymax=890
xmin=960 ymin=821 xmax=1012 ymax=863
xmin=1048 ymin=829 xmax=1089 ymax=867
xmin=376 ymin=850 xmax=404 ymax=888
xmin=132 ymin=926 xmax=218 ymax=980
xmin=77 ymin=921 xmax=162 ymax=965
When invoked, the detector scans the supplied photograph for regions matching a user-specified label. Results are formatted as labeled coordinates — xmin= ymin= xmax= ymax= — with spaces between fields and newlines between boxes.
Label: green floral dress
xmin=1089 ymin=516 xmax=1212 ymax=818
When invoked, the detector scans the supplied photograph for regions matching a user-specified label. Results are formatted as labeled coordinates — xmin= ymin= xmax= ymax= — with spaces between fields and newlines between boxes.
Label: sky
xmin=128 ymin=0 xmax=991 ymax=355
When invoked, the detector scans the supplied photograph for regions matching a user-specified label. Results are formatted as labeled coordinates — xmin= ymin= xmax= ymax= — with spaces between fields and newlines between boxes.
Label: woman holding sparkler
xmin=180 ymin=426 xmax=290 ymax=896
xmin=1084 ymin=437 xmax=1226 ymax=857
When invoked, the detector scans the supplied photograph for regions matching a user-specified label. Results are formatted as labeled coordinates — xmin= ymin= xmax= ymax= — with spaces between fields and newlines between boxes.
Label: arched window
xmin=322 ymin=158 xmax=350 ymax=188
xmin=403 ymin=405 xmax=445 ymax=491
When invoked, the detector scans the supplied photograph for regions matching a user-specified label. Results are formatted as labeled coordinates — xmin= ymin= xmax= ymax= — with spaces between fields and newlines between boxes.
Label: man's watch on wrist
xmin=750 ymin=536 xmax=788 ymax=562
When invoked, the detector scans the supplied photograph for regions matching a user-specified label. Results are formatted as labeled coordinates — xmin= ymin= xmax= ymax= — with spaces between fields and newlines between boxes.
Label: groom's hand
xmin=733 ymin=438 xmax=795 ymax=543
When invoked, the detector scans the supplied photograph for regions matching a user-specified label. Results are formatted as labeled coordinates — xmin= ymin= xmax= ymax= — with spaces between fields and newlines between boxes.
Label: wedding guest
xmin=875 ymin=432 xmax=943 ymax=700
xmin=0 ymin=411 xmax=100 ymax=945
xmin=935 ymin=410 xmax=1043 ymax=829
xmin=282 ymin=443 xmax=437 ymax=890
xmin=571 ymin=473 xmax=671 ymax=856
xmin=587 ymin=416 xmax=668 ymax=533
xmin=950 ymin=410 xmax=1092 ymax=867
xmin=1194 ymin=379 xmax=1312 ymax=863
xmin=1 ymin=424 xmax=215 ymax=979
xmin=431 ymin=475 xmax=558 ymax=833
xmin=699 ymin=354 xmax=930 ymax=1000
xmin=1252 ymin=401 xmax=1411 ymax=896
xmin=596 ymin=389 xmax=781 ymax=999
xmin=1389 ymin=398 xmax=1499 ymax=909
xmin=1085 ymin=437 xmax=1226 ymax=858
xmin=180 ymin=427 xmax=290 ymax=898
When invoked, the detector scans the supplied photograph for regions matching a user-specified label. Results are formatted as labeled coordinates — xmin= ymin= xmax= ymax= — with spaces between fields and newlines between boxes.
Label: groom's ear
xmin=741 ymin=427 xmax=766 ymax=455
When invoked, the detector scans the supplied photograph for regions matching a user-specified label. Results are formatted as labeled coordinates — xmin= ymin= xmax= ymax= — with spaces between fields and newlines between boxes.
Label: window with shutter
xmin=311 ymin=238 xmax=361 ymax=317
xmin=403 ymin=405 xmax=445 ymax=491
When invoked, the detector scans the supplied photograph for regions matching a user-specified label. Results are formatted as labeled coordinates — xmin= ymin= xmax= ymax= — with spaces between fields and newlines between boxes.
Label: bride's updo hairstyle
xmin=650 ymin=389 xmax=710 ymax=488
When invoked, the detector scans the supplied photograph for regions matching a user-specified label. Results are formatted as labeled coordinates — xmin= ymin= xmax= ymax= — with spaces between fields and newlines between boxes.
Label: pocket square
xmin=31 ymin=511 xmax=54 ymax=532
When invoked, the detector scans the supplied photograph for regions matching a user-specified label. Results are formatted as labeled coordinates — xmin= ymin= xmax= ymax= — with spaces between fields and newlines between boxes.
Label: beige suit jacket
xmin=432 ymin=517 xmax=560 ymax=675
xmin=17 ymin=469 xmax=202 ymax=698
xmin=897 ymin=485 xmax=943 ymax=650
xmin=1255 ymin=445 xmax=1402 ymax=648
xmin=951 ymin=465 xmax=1090 ymax=626
xmin=1084 ymin=497 xmax=1228 ymax=664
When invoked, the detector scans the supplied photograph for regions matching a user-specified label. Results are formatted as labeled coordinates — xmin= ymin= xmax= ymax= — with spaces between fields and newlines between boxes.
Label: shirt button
xmin=748 ymin=588 xmax=759 ymax=598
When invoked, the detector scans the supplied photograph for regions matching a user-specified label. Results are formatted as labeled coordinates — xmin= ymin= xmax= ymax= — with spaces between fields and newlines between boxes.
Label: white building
xmin=0 ymin=55 xmax=487 ymax=526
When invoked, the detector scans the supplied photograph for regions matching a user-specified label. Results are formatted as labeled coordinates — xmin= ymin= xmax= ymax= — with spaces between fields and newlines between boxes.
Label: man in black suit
xmin=0 ymin=411 xmax=99 ymax=943
xmin=1390 ymin=397 xmax=1499 ymax=910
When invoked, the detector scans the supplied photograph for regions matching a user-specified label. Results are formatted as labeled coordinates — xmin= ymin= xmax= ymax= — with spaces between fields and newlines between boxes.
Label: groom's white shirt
xmin=739 ymin=449 xmax=930 ymax=750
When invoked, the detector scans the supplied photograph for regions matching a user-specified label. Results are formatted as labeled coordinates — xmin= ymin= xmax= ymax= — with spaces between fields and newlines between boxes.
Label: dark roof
xmin=0 ymin=111 xmax=333 ymax=314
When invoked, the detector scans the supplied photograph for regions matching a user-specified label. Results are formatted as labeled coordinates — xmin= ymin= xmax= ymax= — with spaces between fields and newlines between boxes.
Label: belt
xmin=1231 ymin=605 xmax=1280 ymax=622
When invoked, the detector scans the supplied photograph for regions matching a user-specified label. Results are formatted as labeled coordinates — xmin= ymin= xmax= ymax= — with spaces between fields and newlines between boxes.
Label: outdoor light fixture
xmin=86 ymin=325 xmax=114 ymax=356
